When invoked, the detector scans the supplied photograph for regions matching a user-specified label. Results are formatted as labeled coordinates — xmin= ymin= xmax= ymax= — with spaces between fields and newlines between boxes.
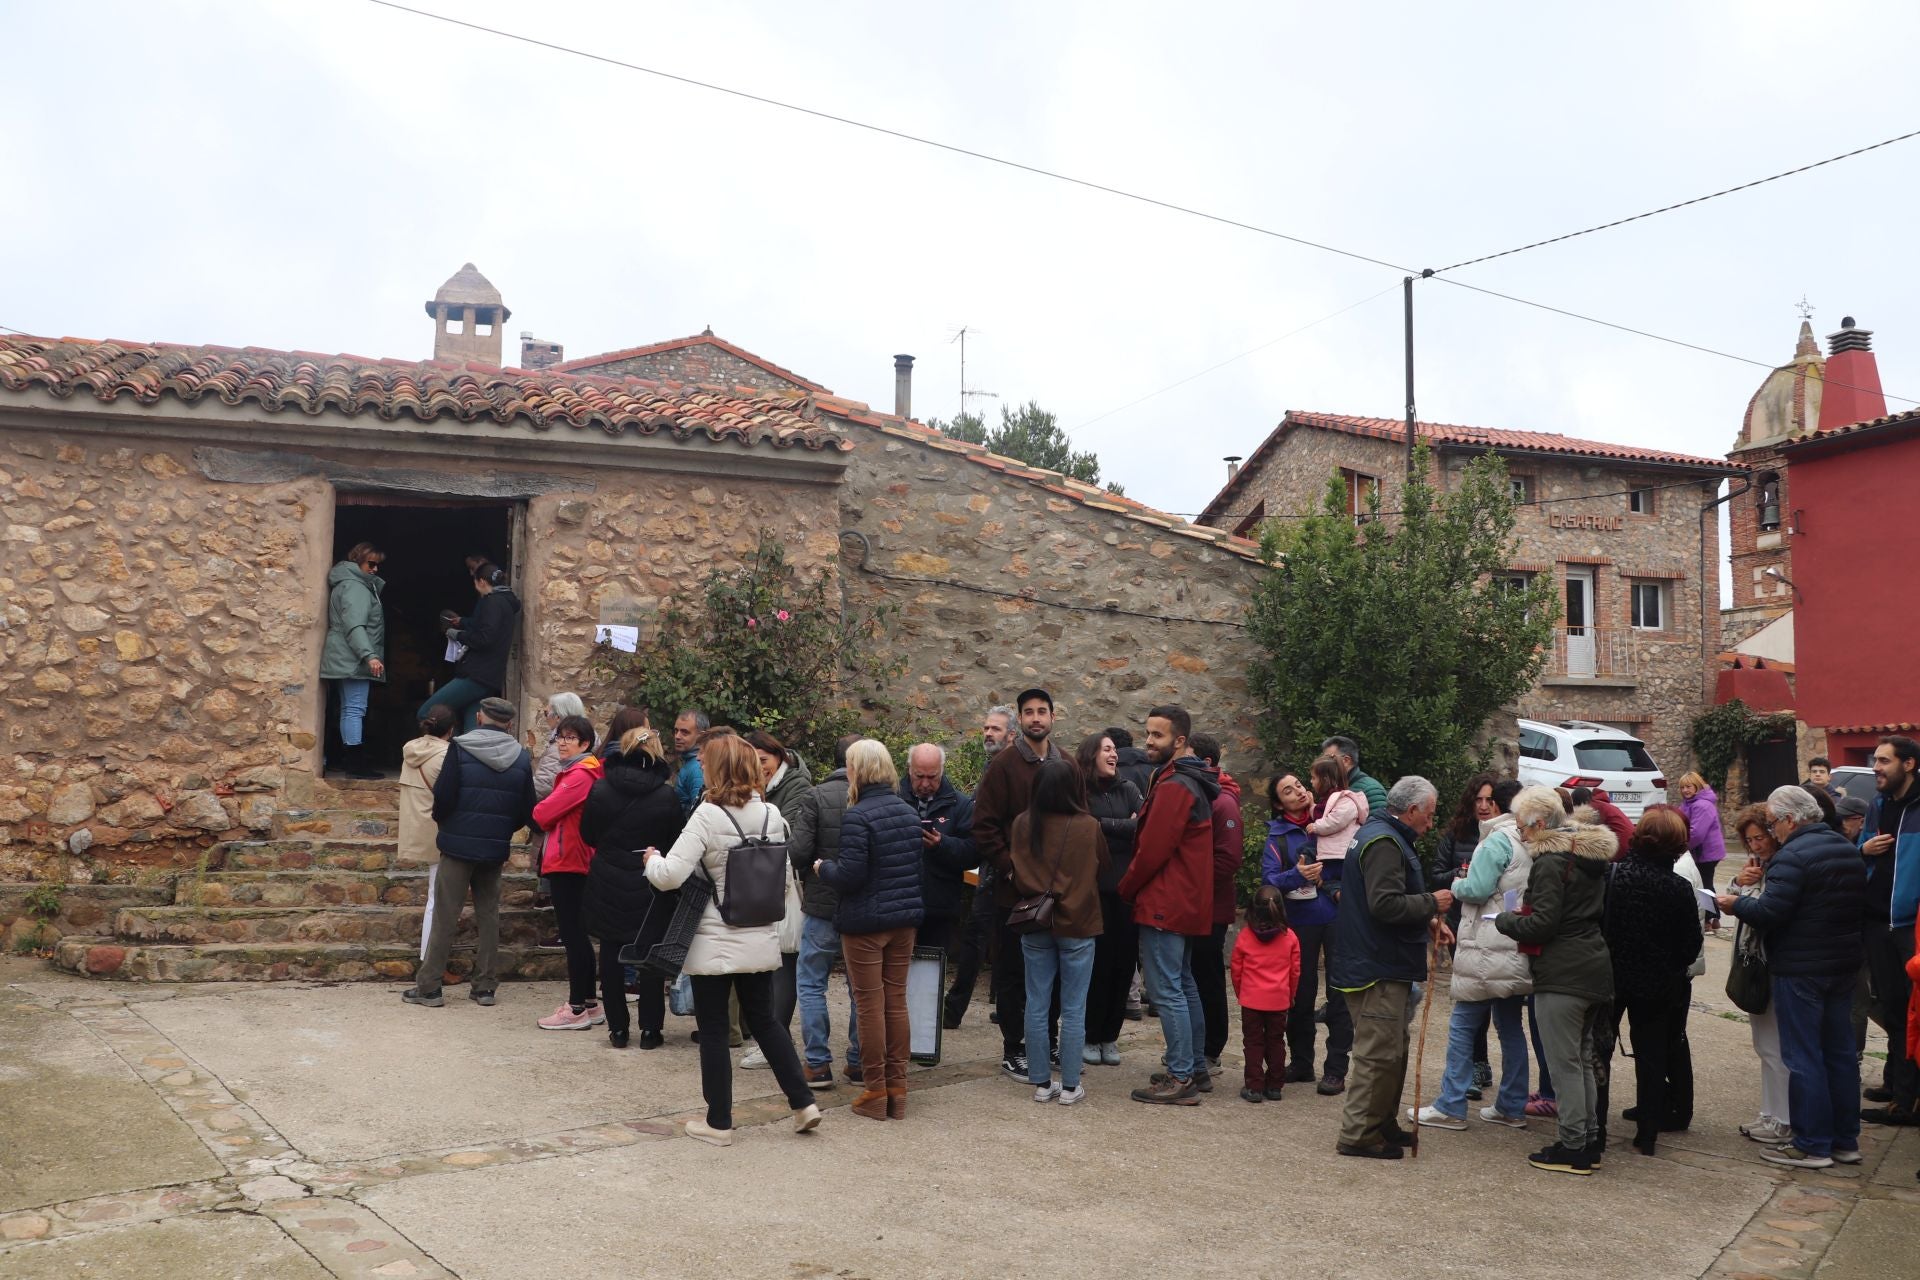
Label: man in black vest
xmin=405 ymin=697 xmax=535 ymax=1008
xmin=1329 ymin=775 xmax=1453 ymax=1159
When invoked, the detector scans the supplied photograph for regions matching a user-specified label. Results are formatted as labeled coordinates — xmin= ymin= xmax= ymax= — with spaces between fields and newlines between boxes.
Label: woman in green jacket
xmin=320 ymin=542 xmax=387 ymax=779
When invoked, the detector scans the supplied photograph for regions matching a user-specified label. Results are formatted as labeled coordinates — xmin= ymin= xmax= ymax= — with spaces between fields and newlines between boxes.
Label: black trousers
xmin=992 ymin=905 xmax=1028 ymax=1058
xmin=545 ymin=872 xmax=597 ymax=1010
xmin=772 ymin=951 xmax=799 ymax=1030
xmin=1192 ymin=922 xmax=1230 ymax=1062
xmin=1867 ymin=923 xmax=1919 ymax=1104
xmin=1085 ymin=893 xmax=1139 ymax=1046
xmin=1611 ymin=994 xmax=1685 ymax=1150
xmin=944 ymin=887 xmax=993 ymax=1025
xmin=690 ymin=970 xmax=813 ymax=1130
xmin=1289 ymin=920 xmax=1351 ymax=1076
xmin=597 ymin=939 xmax=632 ymax=1037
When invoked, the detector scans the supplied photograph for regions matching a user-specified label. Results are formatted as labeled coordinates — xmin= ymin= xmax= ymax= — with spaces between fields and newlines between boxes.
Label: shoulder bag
xmin=1007 ymin=817 xmax=1067 ymax=935
xmin=1725 ymin=915 xmax=1770 ymax=1014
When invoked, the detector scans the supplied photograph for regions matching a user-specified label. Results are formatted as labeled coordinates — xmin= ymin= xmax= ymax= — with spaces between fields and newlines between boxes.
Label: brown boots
xmin=886 ymin=1087 xmax=907 ymax=1120
xmin=851 ymin=1090 xmax=889 ymax=1120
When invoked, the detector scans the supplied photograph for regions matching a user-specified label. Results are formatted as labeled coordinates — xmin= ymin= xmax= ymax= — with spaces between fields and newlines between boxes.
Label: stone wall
xmin=838 ymin=427 xmax=1269 ymax=768
xmin=573 ymin=345 xmax=809 ymax=394
xmin=518 ymin=480 xmax=841 ymax=718
xmin=2 ymin=432 xmax=326 ymax=881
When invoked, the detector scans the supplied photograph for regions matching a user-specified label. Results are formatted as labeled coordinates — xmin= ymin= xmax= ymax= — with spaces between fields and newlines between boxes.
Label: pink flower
xmin=746 ymin=617 xmax=758 ymax=628
xmin=775 ymin=610 xmax=791 ymax=622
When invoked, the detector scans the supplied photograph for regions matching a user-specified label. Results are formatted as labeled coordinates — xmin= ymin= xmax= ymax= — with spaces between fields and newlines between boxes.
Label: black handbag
xmin=1725 ymin=918 xmax=1770 ymax=1014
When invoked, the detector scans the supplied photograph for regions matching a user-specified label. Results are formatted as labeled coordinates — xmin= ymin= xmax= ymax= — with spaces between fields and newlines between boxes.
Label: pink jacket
xmin=1306 ymin=789 xmax=1368 ymax=861
xmin=1231 ymin=925 xmax=1301 ymax=1013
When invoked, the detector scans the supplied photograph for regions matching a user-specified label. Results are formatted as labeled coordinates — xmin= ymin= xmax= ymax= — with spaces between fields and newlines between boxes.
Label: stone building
xmin=1197 ymin=410 xmax=1743 ymax=777
xmin=0 ymin=265 xmax=1265 ymax=976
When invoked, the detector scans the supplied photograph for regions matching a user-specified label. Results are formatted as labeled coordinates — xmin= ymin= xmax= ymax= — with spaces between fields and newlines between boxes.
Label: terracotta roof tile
xmin=551 ymin=332 xmax=830 ymax=392
xmin=0 ymin=334 xmax=848 ymax=453
xmin=1778 ymin=404 xmax=1920 ymax=452
xmin=1199 ymin=408 xmax=1745 ymax=526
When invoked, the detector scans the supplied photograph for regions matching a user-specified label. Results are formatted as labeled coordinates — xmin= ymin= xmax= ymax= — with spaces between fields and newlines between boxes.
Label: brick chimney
xmin=893 ymin=354 xmax=914 ymax=419
xmin=519 ymin=332 xmax=565 ymax=371
xmin=1816 ymin=316 xmax=1887 ymax=431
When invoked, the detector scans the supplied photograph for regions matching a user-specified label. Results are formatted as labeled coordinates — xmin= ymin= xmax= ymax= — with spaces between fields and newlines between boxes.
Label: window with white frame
xmin=1630 ymin=581 xmax=1665 ymax=631
xmin=1628 ymin=486 xmax=1655 ymax=515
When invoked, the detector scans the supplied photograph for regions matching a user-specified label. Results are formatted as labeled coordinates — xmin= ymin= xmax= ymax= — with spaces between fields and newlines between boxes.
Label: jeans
xmin=690 ymin=970 xmax=812 ymax=1130
xmin=336 ymin=678 xmax=371 ymax=747
xmin=416 ymin=677 xmax=497 ymax=733
xmin=1138 ymin=926 xmax=1203 ymax=1080
xmin=1192 ymin=923 xmax=1230 ymax=1062
xmin=1772 ymin=972 xmax=1862 ymax=1158
xmin=1289 ymin=921 xmax=1351 ymax=1077
xmin=1534 ymin=991 xmax=1604 ymax=1150
xmin=414 ymin=857 xmax=501 ymax=997
xmin=1022 ymin=934 xmax=1095 ymax=1088
xmin=1434 ymin=995 xmax=1528 ymax=1117
xmin=842 ymin=927 xmax=915 ymax=1097
xmin=796 ymin=914 xmax=860 ymax=1071
xmin=1085 ymin=893 xmax=1139 ymax=1046
xmin=545 ymin=872 xmax=597 ymax=1010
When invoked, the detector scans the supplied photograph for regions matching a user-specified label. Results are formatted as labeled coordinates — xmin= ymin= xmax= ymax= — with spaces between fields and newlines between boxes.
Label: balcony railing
xmin=1549 ymin=626 xmax=1637 ymax=679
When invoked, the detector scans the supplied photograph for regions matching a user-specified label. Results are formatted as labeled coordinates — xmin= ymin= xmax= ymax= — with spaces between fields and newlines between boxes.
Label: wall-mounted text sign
xmin=1549 ymin=513 xmax=1625 ymax=531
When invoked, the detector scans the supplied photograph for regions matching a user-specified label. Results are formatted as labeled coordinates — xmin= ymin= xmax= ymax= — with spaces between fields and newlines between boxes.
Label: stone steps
xmin=270 ymin=808 xmax=398 ymax=841
xmin=177 ymin=869 xmax=542 ymax=909
xmin=112 ymin=904 xmax=551 ymax=946
xmin=53 ymin=936 xmax=571 ymax=984
xmin=217 ymin=839 xmax=404 ymax=872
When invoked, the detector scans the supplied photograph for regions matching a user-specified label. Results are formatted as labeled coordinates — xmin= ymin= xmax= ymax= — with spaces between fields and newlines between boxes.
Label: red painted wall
xmin=1788 ymin=427 xmax=1920 ymax=739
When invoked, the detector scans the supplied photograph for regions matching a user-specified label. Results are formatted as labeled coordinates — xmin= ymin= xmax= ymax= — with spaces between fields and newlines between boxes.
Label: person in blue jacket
xmin=1262 ymin=768 xmax=1351 ymax=1096
xmin=1861 ymin=735 xmax=1920 ymax=1126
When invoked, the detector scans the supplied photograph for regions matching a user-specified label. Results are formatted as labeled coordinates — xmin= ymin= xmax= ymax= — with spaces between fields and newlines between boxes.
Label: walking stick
xmin=1409 ymin=933 xmax=1439 ymax=1160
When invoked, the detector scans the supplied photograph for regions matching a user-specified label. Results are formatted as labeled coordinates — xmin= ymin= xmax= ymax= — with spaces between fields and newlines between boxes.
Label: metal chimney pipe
xmin=1224 ymin=455 xmax=1243 ymax=482
xmin=893 ymin=354 xmax=915 ymax=418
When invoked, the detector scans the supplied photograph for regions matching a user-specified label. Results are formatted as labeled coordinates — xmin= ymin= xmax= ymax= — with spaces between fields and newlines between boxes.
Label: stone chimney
xmin=894 ymin=354 xmax=914 ymax=419
xmin=1224 ymin=455 xmax=1243 ymax=482
xmin=519 ymin=332 xmax=565 ymax=371
xmin=425 ymin=263 xmax=510 ymax=365
xmin=1816 ymin=315 xmax=1887 ymax=431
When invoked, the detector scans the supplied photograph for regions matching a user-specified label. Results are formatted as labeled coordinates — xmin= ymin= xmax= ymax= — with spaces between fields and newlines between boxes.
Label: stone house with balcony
xmin=1198 ymin=410 xmax=1744 ymax=777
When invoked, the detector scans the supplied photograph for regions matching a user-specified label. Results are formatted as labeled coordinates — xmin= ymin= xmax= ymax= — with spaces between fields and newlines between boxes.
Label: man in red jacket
xmin=1119 ymin=704 xmax=1218 ymax=1104
xmin=1189 ymin=733 xmax=1242 ymax=1074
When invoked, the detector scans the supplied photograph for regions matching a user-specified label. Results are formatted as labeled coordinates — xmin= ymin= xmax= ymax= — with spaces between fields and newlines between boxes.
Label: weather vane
xmin=1795 ymin=294 xmax=1814 ymax=321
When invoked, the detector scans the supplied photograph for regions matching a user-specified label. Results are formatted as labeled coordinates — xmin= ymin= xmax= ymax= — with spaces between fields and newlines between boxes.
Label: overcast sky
xmin=10 ymin=0 xmax=1916 ymax=524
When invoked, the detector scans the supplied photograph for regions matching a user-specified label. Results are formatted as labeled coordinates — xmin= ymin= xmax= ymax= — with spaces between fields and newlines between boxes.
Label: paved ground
xmin=1 ymin=937 xmax=1915 ymax=1279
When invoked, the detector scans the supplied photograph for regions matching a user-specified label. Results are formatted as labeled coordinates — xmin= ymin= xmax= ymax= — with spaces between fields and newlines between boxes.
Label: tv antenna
xmin=948 ymin=325 xmax=999 ymax=417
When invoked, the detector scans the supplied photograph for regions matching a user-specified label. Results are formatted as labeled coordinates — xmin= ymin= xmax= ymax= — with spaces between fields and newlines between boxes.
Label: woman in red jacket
xmin=532 ymin=715 xmax=605 ymax=1031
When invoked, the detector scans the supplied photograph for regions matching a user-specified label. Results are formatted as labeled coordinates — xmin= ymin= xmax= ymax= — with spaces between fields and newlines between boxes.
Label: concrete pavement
xmin=1 ymin=937 xmax=1915 ymax=1279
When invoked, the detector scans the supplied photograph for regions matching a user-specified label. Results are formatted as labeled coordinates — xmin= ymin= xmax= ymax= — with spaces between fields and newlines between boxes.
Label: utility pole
xmin=1404 ymin=269 xmax=1434 ymax=482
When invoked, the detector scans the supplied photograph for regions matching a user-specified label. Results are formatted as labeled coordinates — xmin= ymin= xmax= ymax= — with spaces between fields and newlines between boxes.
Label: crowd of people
xmin=333 ymin=570 xmax=1920 ymax=1172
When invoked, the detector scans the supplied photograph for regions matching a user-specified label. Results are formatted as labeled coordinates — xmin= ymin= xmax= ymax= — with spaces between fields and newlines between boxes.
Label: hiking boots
xmin=1131 ymin=1076 xmax=1201 ymax=1106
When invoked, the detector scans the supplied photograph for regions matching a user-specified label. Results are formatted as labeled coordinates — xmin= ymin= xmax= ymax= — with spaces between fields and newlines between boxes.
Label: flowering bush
xmin=595 ymin=533 xmax=901 ymax=765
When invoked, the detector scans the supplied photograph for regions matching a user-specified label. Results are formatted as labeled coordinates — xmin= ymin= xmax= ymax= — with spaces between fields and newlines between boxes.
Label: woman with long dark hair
xmin=1438 ymin=772 xmax=1502 ymax=1097
xmin=1077 ymin=732 xmax=1142 ymax=1067
xmin=1009 ymin=757 xmax=1110 ymax=1105
xmin=580 ymin=724 xmax=685 ymax=1048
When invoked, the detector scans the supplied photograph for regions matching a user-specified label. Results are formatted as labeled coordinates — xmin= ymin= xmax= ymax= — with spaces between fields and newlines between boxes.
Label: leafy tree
xmin=593 ymin=533 xmax=902 ymax=767
xmin=1245 ymin=443 xmax=1559 ymax=805
xmin=930 ymin=400 xmax=1110 ymax=489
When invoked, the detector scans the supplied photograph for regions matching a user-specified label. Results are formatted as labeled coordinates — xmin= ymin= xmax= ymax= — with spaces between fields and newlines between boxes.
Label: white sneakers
xmin=739 ymin=1046 xmax=770 ymax=1069
xmin=1740 ymin=1115 xmax=1792 ymax=1144
xmin=684 ymin=1120 xmax=732 ymax=1147
xmin=1059 ymin=1085 xmax=1087 ymax=1106
xmin=1408 ymin=1105 xmax=1469 ymax=1131
xmin=793 ymin=1103 xmax=822 ymax=1133
xmin=1478 ymin=1106 xmax=1528 ymax=1128
xmin=1033 ymin=1082 xmax=1062 ymax=1103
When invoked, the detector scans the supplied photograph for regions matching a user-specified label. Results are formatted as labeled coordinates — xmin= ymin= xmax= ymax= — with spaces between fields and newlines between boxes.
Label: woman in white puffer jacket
xmin=1410 ymin=778 xmax=1533 ymax=1131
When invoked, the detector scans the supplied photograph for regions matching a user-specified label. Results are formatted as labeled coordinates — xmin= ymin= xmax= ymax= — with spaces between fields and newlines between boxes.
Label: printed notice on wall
xmin=595 ymin=625 xmax=639 ymax=653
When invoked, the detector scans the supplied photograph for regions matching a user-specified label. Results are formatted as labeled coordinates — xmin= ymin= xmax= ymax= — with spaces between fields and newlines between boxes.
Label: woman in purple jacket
xmin=1261 ymin=768 xmax=1351 ymax=1095
xmin=1678 ymin=773 xmax=1728 ymax=890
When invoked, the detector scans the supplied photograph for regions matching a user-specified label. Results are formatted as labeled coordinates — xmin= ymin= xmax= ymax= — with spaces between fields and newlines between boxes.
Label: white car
xmin=1516 ymin=718 xmax=1666 ymax=819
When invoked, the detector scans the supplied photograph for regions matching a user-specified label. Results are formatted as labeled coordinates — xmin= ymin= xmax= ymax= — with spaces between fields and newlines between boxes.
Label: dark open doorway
xmin=328 ymin=497 xmax=516 ymax=773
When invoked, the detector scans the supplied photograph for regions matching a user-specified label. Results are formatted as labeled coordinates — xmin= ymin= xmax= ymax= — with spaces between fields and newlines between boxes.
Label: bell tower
xmin=425 ymin=263 xmax=511 ymax=365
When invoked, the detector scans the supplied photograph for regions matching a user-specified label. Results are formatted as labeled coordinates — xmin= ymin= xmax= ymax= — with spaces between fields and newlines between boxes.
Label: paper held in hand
xmin=1480 ymin=889 xmax=1521 ymax=920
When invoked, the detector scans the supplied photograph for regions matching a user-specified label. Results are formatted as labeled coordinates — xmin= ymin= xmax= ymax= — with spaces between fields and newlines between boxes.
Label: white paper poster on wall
xmin=595 ymin=624 xmax=639 ymax=653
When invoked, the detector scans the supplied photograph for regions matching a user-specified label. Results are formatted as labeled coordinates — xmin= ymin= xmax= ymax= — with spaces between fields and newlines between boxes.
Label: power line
xmin=1065 ymin=284 xmax=1402 ymax=437
xmin=362 ymin=0 xmax=1414 ymax=277
xmin=1435 ymin=127 xmax=1920 ymax=274
xmin=1427 ymin=276 xmax=1919 ymax=407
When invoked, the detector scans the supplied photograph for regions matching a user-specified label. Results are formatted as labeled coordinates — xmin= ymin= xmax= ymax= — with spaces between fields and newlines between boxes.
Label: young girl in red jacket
xmin=1231 ymin=886 xmax=1302 ymax=1103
